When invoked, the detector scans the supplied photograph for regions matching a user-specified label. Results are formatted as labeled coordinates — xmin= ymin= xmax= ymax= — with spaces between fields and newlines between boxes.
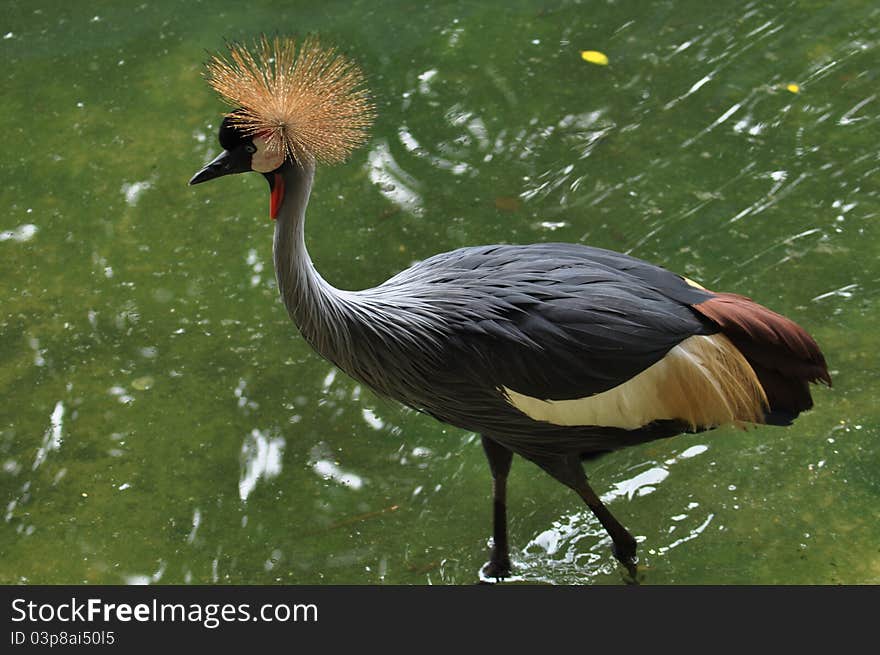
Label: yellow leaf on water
xmin=580 ymin=50 xmax=609 ymax=66
xmin=786 ymin=83 xmax=801 ymax=94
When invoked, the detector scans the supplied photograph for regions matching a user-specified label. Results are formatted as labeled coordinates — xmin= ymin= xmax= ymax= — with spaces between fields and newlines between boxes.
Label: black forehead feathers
xmin=218 ymin=114 xmax=250 ymax=151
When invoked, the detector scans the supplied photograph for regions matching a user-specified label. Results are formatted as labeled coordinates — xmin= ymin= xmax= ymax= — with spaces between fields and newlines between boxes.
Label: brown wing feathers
xmin=692 ymin=292 xmax=831 ymax=423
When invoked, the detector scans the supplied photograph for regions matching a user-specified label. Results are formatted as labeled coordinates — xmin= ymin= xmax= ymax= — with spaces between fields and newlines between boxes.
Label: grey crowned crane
xmin=190 ymin=36 xmax=830 ymax=581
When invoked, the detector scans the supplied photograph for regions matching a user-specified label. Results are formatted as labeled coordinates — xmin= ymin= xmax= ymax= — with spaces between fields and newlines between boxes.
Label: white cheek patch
xmin=502 ymin=333 xmax=767 ymax=431
xmin=251 ymin=136 xmax=285 ymax=173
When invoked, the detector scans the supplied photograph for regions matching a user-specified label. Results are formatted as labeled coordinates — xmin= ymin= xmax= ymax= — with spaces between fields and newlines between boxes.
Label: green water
xmin=2 ymin=0 xmax=878 ymax=585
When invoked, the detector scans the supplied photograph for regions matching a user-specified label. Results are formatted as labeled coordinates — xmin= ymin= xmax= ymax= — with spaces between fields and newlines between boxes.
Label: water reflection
xmin=367 ymin=141 xmax=423 ymax=215
xmin=239 ymin=429 xmax=285 ymax=502
xmin=838 ymin=94 xmax=876 ymax=126
xmin=608 ymin=467 xmax=669 ymax=501
xmin=27 ymin=337 xmax=46 ymax=367
xmin=811 ymin=283 xmax=858 ymax=302
xmin=0 ymin=223 xmax=37 ymax=242
xmin=32 ymin=402 xmax=64 ymax=471
xmin=186 ymin=509 xmax=202 ymax=544
xmin=652 ymin=513 xmax=715 ymax=557
xmin=361 ymin=408 xmax=385 ymax=431
xmin=120 ymin=180 xmax=152 ymax=206
xmin=309 ymin=444 xmax=364 ymax=491
xmin=124 ymin=561 xmax=166 ymax=586
xmin=4 ymin=403 xmax=65 ymax=546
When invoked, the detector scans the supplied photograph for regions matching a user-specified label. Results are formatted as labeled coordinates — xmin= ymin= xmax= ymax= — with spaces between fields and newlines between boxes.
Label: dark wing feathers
xmin=390 ymin=243 xmax=715 ymax=401
xmin=351 ymin=242 xmax=827 ymax=447
xmin=693 ymin=292 xmax=828 ymax=377
xmin=691 ymin=291 xmax=830 ymax=420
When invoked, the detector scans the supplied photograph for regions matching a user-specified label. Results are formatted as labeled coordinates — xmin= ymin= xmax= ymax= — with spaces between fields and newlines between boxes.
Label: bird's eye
xmin=245 ymin=143 xmax=256 ymax=154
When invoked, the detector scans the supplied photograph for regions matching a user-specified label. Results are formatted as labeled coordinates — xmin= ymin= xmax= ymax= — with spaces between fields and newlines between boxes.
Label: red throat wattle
xmin=269 ymin=172 xmax=285 ymax=220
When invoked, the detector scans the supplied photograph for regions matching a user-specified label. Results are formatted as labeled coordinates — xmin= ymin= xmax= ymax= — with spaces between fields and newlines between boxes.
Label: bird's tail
xmin=692 ymin=292 xmax=831 ymax=425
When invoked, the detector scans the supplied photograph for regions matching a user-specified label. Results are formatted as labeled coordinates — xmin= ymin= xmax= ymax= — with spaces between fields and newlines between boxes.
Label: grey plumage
xmin=192 ymin=117 xmax=829 ymax=582
xmin=272 ymin=160 xmax=711 ymax=461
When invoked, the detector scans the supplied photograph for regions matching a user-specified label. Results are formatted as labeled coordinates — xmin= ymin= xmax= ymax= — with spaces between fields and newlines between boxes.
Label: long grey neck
xmin=271 ymin=160 xmax=439 ymax=399
xmin=271 ymin=157 xmax=458 ymax=410
xmin=272 ymin=159 xmax=353 ymax=364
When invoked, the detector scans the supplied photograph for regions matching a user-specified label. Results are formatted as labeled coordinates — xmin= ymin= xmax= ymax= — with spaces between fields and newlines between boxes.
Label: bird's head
xmin=189 ymin=115 xmax=288 ymax=217
xmin=189 ymin=35 xmax=375 ymax=219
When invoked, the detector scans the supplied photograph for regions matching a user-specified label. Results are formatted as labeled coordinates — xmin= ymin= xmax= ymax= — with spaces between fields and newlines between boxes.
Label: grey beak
xmin=189 ymin=148 xmax=251 ymax=185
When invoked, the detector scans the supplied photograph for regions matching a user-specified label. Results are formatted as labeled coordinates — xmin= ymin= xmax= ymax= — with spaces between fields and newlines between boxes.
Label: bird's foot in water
xmin=612 ymin=541 xmax=640 ymax=584
xmin=480 ymin=556 xmax=512 ymax=582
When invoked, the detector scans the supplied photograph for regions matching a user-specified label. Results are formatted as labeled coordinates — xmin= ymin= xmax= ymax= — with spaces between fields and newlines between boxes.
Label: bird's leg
xmin=531 ymin=456 xmax=639 ymax=582
xmin=573 ymin=478 xmax=638 ymax=580
xmin=534 ymin=457 xmax=638 ymax=584
xmin=480 ymin=436 xmax=514 ymax=580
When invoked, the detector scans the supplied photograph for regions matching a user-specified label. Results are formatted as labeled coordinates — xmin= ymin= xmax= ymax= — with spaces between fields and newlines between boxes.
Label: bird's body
xmin=191 ymin=37 xmax=830 ymax=581
xmin=271 ymin=157 xmax=828 ymax=487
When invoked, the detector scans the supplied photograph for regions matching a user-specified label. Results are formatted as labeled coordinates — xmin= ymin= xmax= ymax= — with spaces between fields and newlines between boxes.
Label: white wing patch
xmin=502 ymin=333 xmax=767 ymax=431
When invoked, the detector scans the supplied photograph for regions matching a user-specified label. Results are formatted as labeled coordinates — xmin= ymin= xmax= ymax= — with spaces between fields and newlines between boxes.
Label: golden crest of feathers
xmin=205 ymin=35 xmax=375 ymax=165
